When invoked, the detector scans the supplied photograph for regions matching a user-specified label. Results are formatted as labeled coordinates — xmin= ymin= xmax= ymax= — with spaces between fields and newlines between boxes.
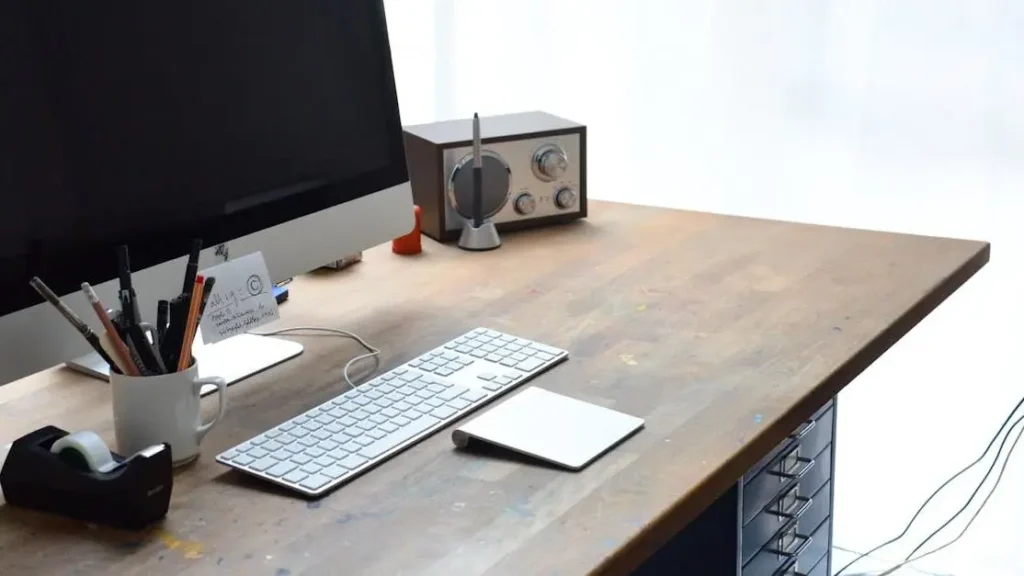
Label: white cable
xmin=252 ymin=326 xmax=380 ymax=390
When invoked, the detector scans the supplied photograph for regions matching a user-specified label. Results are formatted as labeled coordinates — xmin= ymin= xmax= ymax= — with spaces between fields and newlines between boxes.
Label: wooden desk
xmin=0 ymin=201 xmax=988 ymax=575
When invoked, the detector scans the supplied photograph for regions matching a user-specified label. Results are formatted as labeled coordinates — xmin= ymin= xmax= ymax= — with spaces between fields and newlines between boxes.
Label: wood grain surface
xmin=0 ymin=201 xmax=989 ymax=575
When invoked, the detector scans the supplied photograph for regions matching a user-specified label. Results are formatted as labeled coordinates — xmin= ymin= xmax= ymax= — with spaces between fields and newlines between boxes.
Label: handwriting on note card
xmin=198 ymin=252 xmax=280 ymax=344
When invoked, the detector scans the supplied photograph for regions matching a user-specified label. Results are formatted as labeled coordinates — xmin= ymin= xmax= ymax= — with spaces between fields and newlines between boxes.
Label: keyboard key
xmin=365 ymin=390 xmax=384 ymax=400
xmin=377 ymin=383 xmax=396 ymax=394
xmin=312 ymin=439 xmax=335 ymax=452
xmin=352 ymin=396 xmax=372 ymax=406
xmin=338 ymin=454 xmax=369 ymax=469
xmin=358 ymin=415 xmax=440 ymax=459
xmin=315 ymin=415 xmax=334 ymax=425
xmin=321 ymin=465 xmax=349 ymax=479
xmin=284 ymin=443 xmax=305 ymax=454
xmin=414 ymin=389 xmax=433 ymax=400
xmin=305 ymin=447 xmax=326 ymax=458
xmin=300 ymin=474 xmax=332 ymax=491
xmin=262 ymin=440 xmax=284 ymax=452
xmin=356 ymin=421 xmax=375 ymax=431
xmin=414 ymin=404 xmax=433 ymax=414
xmin=455 ymin=345 xmax=473 ymax=354
xmin=292 ymin=416 xmax=309 ymax=425
xmin=426 ymin=384 xmax=446 ymax=394
xmin=248 ymin=447 xmax=269 ymax=459
xmin=341 ymin=441 xmax=363 ymax=454
xmin=369 ymin=414 xmax=388 ymax=425
xmin=270 ymin=450 xmax=291 ymax=461
xmin=431 ymin=406 xmax=457 ymax=420
xmin=515 ymin=358 xmax=545 ymax=372
xmin=380 ymin=422 xmax=399 ymax=433
xmin=481 ymin=344 xmax=498 ymax=353
xmin=437 ymin=386 xmax=468 ymax=402
xmin=500 ymin=358 xmax=518 ymax=367
xmin=482 ymin=383 xmax=500 ymax=392
xmin=233 ymin=454 xmax=255 ymax=466
xmin=301 ymin=463 xmax=323 ymax=474
xmin=399 ymin=373 xmax=419 ymax=383
xmin=250 ymin=456 xmax=277 ymax=472
xmin=298 ymin=436 xmax=319 ymax=448
xmin=436 ymin=367 xmax=454 ymax=377
xmin=485 ymin=354 xmax=503 ymax=363
xmin=325 ymin=422 xmax=344 ymax=434
xmin=278 ymin=422 xmax=296 ymax=432
xmin=302 ymin=421 xmax=322 ymax=432
xmin=496 ymin=376 xmax=514 ymax=387
xmin=448 ymin=398 xmax=472 ymax=410
xmin=405 ymin=410 xmax=422 ymax=421
xmin=391 ymin=415 xmax=411 ymax=426
xmin=425 ymin=398 xmax=445 ymax=408
xmin=267 ymin=462 xmax=297 ymax=478
xmin=421 ymin=362 xmax=440 ymax=372
xmin=341 ymin=402 xmax=360 ymax=412
xmin=264 ymin=430 xmax=282 ymax=439
xmin=314 ymin=456 xmax=336 ymax=468
xmin=381 ymin=407 xmax=400 ymax=418
xmin=291 ymin=454 xmax=313 ymax=465
xmin=463 ymin=389 xmax=487 ymax=402
xmin=394 ymin=368 xmax=407 ymax=375
xmin=312 ymin=430 xmax=332 ymax=440
xmin=288 ymin=428 xmax=307 ymax=439
xmin=478 ymin=373 xmax=496 ymax=381
xmin=283 ymin=470 xmax=309 ymax=484
xmin=368 ymin=429 xmax=386 ymax=440
xmin=362 ymin=404 xmax=381 ymax=415
xmin=355 ymin=436 xmax=374 ymax=447
xmin=394 ymin=401 xmax=413 ymax=412
xmin=470 ymin=349 xmax=488 ymax=358
xmin=350 ymin=410 xmax=371 ymax=420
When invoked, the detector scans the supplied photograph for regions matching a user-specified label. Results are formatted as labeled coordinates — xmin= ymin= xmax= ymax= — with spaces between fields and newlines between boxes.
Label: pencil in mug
xmin=28 ymin=276 xmax=121 ymax=374
xmin=177 ymin=275 xmax=205 ymax=372
xmin=81 ymin=282 xmax=141 ymax=376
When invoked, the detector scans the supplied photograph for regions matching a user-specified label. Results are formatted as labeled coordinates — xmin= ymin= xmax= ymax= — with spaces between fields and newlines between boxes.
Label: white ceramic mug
xmin=110 ymin=362 xmax=227 ymax=466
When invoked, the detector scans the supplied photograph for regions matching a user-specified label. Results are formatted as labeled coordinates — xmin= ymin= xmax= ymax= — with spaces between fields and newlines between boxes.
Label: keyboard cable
xmin=834 ymin=393 xmax=1024 ymax=576
xmin=252 ymin=326 xmax=381 ymax=390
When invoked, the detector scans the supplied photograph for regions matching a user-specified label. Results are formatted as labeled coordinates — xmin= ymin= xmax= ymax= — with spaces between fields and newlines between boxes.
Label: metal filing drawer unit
xmin=634 ymin=400 xmax=837 ymax=575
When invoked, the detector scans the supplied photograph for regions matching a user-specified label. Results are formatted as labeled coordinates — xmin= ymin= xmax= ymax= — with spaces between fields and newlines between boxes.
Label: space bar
xmin=358 ymin=415 xmax=441 ymax=459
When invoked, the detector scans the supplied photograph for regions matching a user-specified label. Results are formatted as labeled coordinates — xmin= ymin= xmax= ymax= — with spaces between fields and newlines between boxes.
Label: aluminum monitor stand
xmin=66 ymin=331 xmax=302 ymax=396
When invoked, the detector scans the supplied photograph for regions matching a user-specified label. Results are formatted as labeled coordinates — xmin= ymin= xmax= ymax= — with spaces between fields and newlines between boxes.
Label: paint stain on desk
xmin=636 ymin=304 xmax=647 ymax=312
xmin=618 ymin=354 xmax=638 ymax=366
xmin=275 ymin=569 xmax=292 ymax=576
xmin=155 ymin=529 xmax=205 ymax=560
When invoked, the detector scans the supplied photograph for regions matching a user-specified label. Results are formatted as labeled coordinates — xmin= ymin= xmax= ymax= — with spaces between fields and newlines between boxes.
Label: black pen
xmin=472 ymin=113 xmax=483 ymax=228
xmin=156 ymin=299 xmax=170 ymax=345
xmin=29 ymin=276 xmax=121 ymax=374
xmin=117 ymin=245 xmax=141 ymax=326
xmin=128 ymin=324 xmax=166 ymax=374
xmin=182 ymin=239 xmax=202 ymax=294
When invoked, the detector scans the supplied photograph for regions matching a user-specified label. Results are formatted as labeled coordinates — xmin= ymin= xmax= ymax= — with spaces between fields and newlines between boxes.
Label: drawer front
xmin=743 ymin=517 xmax=831 ymax=576
xmin=742 ymin=477 xmax=832 ymax=564
xmin=743 ymin=438 xmax=832 ymax=526
xmin=745 ymin=404 xmax=833 ymax=485
xmin=806 ymin=554 xmax=828 ymax=576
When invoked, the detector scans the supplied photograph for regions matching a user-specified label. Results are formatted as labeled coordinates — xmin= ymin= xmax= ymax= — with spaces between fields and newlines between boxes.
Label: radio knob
xmin=532 ymin=145 xmax=568 ymax=182
xmin=513 ymin=192 xmax=536 ymax=215
xmin=554 ymin=187 xmax=577 ymax=210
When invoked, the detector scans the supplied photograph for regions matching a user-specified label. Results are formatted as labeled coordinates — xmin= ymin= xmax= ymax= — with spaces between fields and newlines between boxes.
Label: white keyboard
xmin=216 ymin=328 xmax=568 ymax=496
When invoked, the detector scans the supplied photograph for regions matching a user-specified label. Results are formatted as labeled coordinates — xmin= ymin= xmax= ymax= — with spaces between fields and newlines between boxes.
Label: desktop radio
xmin=403 ymin=111 xmax=587 ymax=242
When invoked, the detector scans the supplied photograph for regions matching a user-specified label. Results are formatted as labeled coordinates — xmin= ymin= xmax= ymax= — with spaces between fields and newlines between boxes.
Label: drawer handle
xmin=769 ymin=453 xmax=815 ymax=481
xmin=768 ymin=486 xmax=813 ymax=520
xmin=788 ymin=419 xmax=816 ymax=440
xmin=773 ymin=558 xmax=808 ymax=576
xmin=767 ymin=530 xmax=812 ymax=559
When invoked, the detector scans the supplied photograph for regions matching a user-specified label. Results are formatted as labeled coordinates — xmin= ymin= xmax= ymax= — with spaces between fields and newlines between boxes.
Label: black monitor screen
xmin=0 ymin=0 xmax=407 ymax=316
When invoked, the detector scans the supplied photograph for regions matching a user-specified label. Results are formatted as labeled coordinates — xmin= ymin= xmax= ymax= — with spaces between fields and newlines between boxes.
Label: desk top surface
xmin=0 ymin=201 xmax=988 ymax=575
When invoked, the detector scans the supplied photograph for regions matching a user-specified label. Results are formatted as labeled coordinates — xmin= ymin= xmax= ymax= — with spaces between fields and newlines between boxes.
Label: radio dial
xmin=513 ymin=192 xmax=537 ymax=215
xmin=532 ymin=145 xmax=568 ymax=182
xmin=554 ymin=187 xmax=577 ymax=210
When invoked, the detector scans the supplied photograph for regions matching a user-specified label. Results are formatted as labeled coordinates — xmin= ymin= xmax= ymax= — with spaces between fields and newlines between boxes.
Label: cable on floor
xmin=872 ymin=412 xmax=1024 ymax=576
xmin=834 ymin=394 xmax=1024 ymax=576
xmin=252 ymin=326 xmax=380 ymax=390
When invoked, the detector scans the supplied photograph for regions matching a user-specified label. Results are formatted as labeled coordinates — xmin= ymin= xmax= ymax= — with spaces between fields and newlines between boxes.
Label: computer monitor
xmin=0 ymin=0 xmax=414 ymax=385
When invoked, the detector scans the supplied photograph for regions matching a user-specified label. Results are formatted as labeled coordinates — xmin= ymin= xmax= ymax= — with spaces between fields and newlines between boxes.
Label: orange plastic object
xmin=392 ymin=205 xmax=422 ymax=255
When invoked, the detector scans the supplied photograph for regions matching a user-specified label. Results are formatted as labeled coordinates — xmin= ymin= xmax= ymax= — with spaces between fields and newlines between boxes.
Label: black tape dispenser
xmin=0 ymin=426 xmax=172 ymax=530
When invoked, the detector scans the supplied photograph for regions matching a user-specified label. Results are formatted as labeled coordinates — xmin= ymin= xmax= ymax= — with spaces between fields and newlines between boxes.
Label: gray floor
xmin=385 ymin=1 xmax=1024 ymax=574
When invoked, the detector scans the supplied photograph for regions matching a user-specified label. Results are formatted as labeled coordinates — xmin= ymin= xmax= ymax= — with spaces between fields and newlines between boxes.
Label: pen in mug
xmin=177 ymin=275 xmax=206 ymax=372
xmin=28 ymin=276 xmax=121 ymax=374
xmin=81 ymin=282 xmax=142 ymax=376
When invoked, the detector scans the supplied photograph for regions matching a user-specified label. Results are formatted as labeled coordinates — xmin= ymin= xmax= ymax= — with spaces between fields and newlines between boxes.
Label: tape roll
xmin=50 ymin=431 xmax=118 ymax=473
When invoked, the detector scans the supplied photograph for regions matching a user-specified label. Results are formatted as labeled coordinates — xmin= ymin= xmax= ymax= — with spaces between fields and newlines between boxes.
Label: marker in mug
xmin=28 ymin=277 xmax=121 ymax=374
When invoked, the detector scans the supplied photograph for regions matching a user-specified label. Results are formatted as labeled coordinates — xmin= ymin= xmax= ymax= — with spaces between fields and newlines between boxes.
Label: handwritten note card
xmin=199 ymin=252 xmax=279 ymax=344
